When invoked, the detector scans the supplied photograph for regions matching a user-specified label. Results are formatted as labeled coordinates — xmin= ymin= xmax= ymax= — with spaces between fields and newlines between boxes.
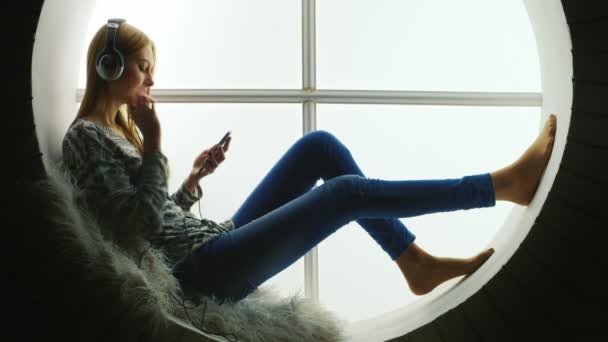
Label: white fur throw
xmin=25 ymin=161 xmax=348 ymax=342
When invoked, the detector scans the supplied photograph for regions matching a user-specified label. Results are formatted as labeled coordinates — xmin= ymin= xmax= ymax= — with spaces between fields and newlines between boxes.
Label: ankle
xmin=397 ymin=243 xmax=432 ymax=270
xmin=491 ymin=166 xmax=517 ymax=202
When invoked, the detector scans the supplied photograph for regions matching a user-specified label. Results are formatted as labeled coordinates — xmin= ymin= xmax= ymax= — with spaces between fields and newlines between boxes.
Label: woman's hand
xmin=190 ymin=136 xmax=232 ymax=181
xmin=128 ymin=91 xmax=160 ymax=145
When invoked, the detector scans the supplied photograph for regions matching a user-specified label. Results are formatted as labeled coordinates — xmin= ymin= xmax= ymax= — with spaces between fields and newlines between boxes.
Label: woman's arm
xmin=184 ymin=175 xmax=199 ymax=195
xmin=169 ymin=178 xmax=203 ymax=212
xmin=62 ymin=126 xmax=169 ymax=240
xmin=170 ymin=137 xmax=231 ymax=211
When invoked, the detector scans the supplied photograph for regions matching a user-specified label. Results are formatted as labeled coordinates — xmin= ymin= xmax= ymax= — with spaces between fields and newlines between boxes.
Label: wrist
xmin=143 ymin=132 xmax=161 ymax=152
xmin=185 ymin=175 xmax=199 ymax=194
xmin=144 ymin=140 xmax=161 ymax=153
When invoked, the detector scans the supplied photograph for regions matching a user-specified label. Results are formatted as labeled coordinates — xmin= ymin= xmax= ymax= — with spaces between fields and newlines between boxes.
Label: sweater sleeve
xmin=62 ymin=126 xmax=169 ymax=240
xmin=170 ymin=181 xmax=203 ymax=212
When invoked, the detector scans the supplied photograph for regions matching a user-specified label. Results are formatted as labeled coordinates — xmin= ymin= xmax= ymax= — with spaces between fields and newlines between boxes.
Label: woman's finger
xmin=136 ymin=94 xmax=155 ymax=111
xmin=209 ymin=153 xmax=219 ymax=166
xmin=197 ymin=148 xmax=212 ymax=159
xmin=195 ymin=155 xmax=210 ymax=170
xmin=223 ymin=137 xmax=231 ymax=152
xmin=202 ymin=153 xmax=217 ymax=169
xmin=195 ymin=143 xmax=223 ymax=172
xmin=216 ymin=150 xmax=225 ymax=162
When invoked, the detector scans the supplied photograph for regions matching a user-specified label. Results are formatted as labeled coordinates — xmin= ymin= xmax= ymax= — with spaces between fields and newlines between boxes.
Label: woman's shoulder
xmin=66 ymin=117 xmax=144 ymax=164
xmin=64 ymin=118 xmax=95 ymax=142
xmin=65 ymin=117 xmax=132 ymax=155
xmin=67 ymin=117 xmax=99 ymax=134
xmin=66 ymin=117 xmax=129 ymax=143
xmin=63 ymin=118 xmax=106 ymax=150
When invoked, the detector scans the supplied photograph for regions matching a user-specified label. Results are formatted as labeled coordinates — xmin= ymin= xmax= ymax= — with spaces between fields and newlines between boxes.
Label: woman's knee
xmin=302 ymin=130 xmax=344 ymax=151
xmin=307 ymin=129 xmax=336 ymax=142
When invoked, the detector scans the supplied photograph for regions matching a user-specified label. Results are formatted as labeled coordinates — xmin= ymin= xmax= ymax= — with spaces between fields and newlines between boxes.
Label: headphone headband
xmin=96 ymin=18 xmax=126 ymax=81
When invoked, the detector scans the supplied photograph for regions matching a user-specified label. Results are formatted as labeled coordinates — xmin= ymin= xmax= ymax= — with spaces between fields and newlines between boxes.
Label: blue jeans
xmin=172 ymin=130 xmax=496 ymax=303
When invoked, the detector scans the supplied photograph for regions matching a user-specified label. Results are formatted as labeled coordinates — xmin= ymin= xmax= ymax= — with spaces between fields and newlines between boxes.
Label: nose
xmin=145 ymin=77 xmax=154 ymax=87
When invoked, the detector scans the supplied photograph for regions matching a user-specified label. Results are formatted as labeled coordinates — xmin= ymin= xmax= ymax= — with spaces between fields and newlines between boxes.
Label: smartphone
xmin=196 ymin=130 xmax=231 ymax=177
xmin=218 ymin=130 xmax=231 ymax=147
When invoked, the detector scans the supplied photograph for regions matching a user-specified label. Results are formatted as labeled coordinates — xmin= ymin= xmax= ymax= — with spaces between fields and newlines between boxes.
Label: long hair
xmin=69 ymin=21 xmax=157 ymax=155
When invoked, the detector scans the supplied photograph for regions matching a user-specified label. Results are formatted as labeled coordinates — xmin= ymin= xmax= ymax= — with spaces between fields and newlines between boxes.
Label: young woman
xmin=62 ymin=20 xmax=557 ymax=304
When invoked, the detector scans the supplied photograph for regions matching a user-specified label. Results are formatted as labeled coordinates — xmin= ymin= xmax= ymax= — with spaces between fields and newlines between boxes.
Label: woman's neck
xmin=89 ymin=99 xmax=123 ymax=128
xmin=83 ymin=110 xmax=120 ymax=129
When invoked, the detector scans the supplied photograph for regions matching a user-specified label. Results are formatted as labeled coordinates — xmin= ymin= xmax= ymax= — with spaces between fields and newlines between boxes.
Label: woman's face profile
xmin=113 ymin=45 xmax=155 ymax=104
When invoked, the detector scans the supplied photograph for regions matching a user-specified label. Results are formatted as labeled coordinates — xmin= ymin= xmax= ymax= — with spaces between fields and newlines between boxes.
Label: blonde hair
xmin=69 ymin=21 xmax=157 ymax=155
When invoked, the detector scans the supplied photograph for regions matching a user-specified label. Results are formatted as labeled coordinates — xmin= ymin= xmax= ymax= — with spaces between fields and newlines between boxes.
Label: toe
xmin=473 ymin=248 xmax=495 ymax=268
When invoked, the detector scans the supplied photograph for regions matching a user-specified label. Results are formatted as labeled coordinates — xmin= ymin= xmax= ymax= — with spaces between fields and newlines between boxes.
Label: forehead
xmin=133 ymin=46 xmax=154 ymax=66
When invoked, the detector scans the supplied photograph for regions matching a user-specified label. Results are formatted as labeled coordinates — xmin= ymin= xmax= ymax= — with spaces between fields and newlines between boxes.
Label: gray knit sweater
xmin=60 ymin=118 xmax=234 ymax=266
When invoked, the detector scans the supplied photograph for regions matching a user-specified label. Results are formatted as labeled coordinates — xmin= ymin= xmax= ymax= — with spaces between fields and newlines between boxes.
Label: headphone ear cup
xmin=96 ymin=49 xmax=124 ymax=81
xmin=95 ymin=18 xmax=126 ymax=81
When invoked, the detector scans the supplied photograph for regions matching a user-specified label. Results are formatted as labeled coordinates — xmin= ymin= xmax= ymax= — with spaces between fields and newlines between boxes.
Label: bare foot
xmin=509 ymin=114 xmax=557 ymax=206
xmin=397 ymin=243 xmax=495 ymax=296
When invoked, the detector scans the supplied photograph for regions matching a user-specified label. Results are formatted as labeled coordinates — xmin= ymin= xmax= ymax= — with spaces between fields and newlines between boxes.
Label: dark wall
xmin=9 ymin=1 xmax=607 ymax=341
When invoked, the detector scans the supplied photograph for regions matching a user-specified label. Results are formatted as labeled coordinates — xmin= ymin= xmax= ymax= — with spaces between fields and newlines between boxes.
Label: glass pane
xmin=158 ymin=103 xmax=304 ymax=298
xmin=317 ymin=104 xmax=540 ymax=322
xmin=80 ymin=0 xmax=301 ymax=89
xmin=317 ymin=0 xmax=540 ymax=92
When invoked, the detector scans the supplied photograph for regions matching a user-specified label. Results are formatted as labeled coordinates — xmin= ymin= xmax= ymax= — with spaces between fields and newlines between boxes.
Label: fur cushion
xmin=21 ymin=160 xmax=348 ymax=341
